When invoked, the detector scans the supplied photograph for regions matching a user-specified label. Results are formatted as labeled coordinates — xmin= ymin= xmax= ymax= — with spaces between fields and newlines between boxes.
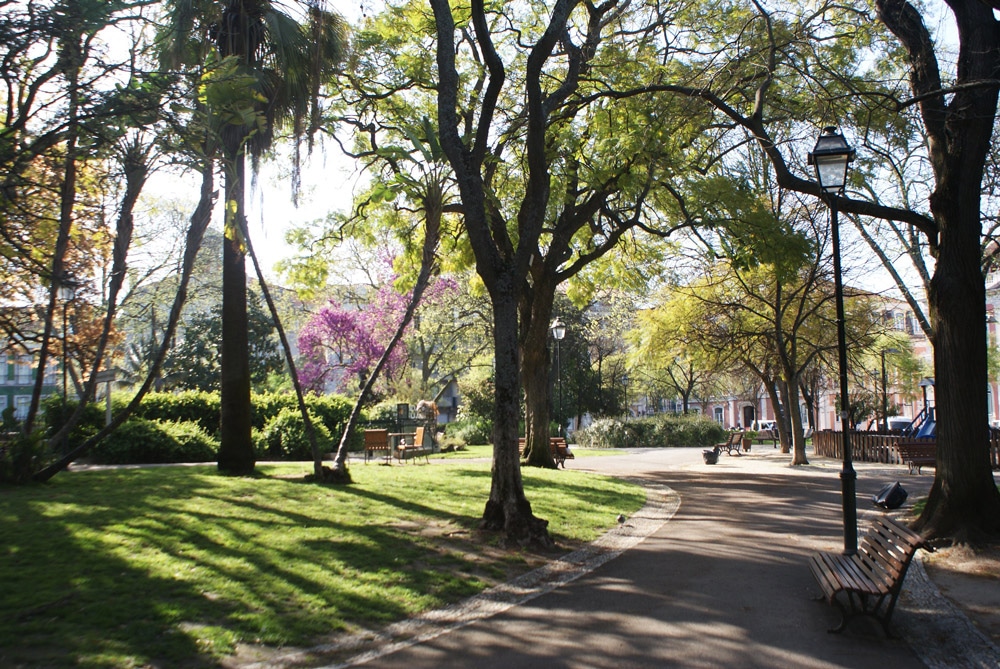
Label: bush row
xmin=574 ymin=414 xmax=726 ymax=449
xmin=38 ymin=392 xmax=359 ymax=466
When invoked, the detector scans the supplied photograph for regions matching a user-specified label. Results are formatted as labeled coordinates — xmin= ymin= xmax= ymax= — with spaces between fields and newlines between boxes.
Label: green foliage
xmin=458 ymin=374 xmax=494 ymax=423
xmin=575 ymin=414 xmax=725 ymax=449
xmin=447 ymin=416 xmax=492 ymax=446
xmin=255 ymin=408 xmax=333 ymax=460
xmin=41 ymin=395 xmax=104 ymax=447
xmin=163 ymin=291 xmax=283 ymax=393
xmin=90 ymin=419 xmax=217 ymax=465
xmin=133 ymin=390 xmax=221 ymax=436
xmin=0 ymin=431 xmax=49 ymax=484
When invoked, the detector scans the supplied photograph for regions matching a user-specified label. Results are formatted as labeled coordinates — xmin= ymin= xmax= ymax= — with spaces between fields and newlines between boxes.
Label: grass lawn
xmin=0 ymin=460 xmax=644 ymax=667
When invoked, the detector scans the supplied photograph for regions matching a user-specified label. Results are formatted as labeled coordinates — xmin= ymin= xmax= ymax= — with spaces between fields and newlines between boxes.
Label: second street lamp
xmin=551 ymin=318 xmax=566 ymax=436
xmin=808 ymin=125 xmax=857 ymax=555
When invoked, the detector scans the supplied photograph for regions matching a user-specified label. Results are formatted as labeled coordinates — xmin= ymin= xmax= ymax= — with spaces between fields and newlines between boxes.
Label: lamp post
xmin=551 ymin=318 xmax=566 ymax=436
xmin=622 ymin=373 xmax=629 ymax=448
xmin=808 ymin=126 xmax=857 ymax=555
xmin=919 ymin=377 xmax=934 ymax=418
xmin=58 ymin=283 xmax=76 ymax=412
xmin=880 ymin=348 xmax=900 ymax=431
xmin=622 ymin=373 xmax=629 ymax=420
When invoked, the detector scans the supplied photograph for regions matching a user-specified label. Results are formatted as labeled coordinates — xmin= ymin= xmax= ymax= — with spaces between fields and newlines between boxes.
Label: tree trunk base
xmin=306 ymin=464 xmax=353 ymax=484
xmin=481 ymin=498 xmax=556 ymax=550
xmin=914 ymin=482 xmax=1000 ymax=545
xmin=523 ymin=448 xmax=558 ymax=469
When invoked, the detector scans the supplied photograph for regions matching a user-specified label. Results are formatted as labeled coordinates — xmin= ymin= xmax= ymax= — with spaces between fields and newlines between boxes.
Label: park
xmin=2 ymin=0 xmax=1000 ymax=666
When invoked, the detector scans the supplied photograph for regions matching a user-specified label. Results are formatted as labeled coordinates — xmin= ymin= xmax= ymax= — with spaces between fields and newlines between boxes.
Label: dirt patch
xmin=923 ymin=544 xmax=1000 ymax=645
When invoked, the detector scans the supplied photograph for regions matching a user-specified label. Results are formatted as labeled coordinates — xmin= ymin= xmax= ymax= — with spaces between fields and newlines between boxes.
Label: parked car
xmin=887 ymin=417 xmax=913 ymax=432
xmin=751 ymin=419 xmax=777 ymax=433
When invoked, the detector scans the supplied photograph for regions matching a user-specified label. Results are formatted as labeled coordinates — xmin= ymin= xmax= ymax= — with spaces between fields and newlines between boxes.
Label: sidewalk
xmin=246 ymin=447 xmax=999 ymax=669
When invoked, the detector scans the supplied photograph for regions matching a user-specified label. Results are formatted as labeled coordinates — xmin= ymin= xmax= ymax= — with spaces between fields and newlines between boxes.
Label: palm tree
xmin=162 ymin=1 xmax=346 ymax=474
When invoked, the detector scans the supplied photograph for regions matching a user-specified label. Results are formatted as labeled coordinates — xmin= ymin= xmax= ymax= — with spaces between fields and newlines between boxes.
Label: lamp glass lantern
xmin=551 ymin=318 xmax=566 ymax=341
xmin=808 ymin=127 xmax=856 ymax=194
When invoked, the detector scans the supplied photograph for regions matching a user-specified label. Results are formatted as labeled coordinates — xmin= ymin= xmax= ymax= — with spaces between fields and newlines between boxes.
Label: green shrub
xmin=436 ymin=430 xmax=466 ymax=452
xmin=255 ymin=408 xmax=333 ymax=460
xmin=0 ymin=431 xmax=49 ymax=484
xmin=41 ymin=395 xmax=104 ymax=450
xmin=251 ymin=392 xmax=297 ymax=429
xmin=304 ymin=394 xmax=354 ymax=437
xmin=90 ymin=419 xmax=218 ymax=464
xmin=448 ymin=416 xmax=492 ymax=445
xmin=133 ymin=391 xmax=221 ymax=437
xmin=575 ymin=414 xmax=725 ymax=448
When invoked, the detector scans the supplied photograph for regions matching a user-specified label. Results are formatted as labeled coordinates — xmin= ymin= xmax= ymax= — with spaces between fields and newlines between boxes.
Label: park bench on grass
xmin=714 ymin=431 xmax=745 ymax=456
xmin=364 ymin=429 xmax=392 ymax=463
xmin=396 ymin=426 xmax=431 ymax=464
xmin=896 ymin=440 xmax=936 ymax=475
xmin=808 ymin=516 xmax=931 ymax=635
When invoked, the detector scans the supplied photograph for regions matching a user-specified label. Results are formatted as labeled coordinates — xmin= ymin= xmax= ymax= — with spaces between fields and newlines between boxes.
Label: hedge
xmin=575 ymin=414 xmax=726 ymax=449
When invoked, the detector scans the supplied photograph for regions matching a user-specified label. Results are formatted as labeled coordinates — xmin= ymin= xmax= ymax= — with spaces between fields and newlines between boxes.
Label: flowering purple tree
xmin=298 ymin=286 xmax=411 ymax=394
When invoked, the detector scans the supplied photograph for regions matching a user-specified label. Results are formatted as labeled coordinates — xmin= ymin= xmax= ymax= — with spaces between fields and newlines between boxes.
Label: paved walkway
xmin=247 ymin=447 xmax=1000 ymax=669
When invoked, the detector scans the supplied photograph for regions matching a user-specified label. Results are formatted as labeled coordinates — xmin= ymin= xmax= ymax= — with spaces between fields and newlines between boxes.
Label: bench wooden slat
xmin=808 ymin=517 xmax=929 ymax=635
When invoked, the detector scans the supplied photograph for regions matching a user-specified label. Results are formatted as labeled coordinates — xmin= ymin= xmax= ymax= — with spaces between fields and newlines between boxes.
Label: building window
xmin=15 ymin=356 xmax=31 ymax=384
xmin=14 ymin=395 xmax=30 ymax=420
xmin=0 ymin=353 xmax=7 ymax=385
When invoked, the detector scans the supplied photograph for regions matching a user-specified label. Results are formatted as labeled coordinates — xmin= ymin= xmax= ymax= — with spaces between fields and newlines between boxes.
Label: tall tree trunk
xmin=218 ymin=148 xmax=255 ymax=475
xmin=241 ymin=214 xmax=323 ymax=478
xmin=873 ymin=0 xmax=1000 ymax=541
xmin=46 ymin=142 xmax=149 ymax=449
xmin=916 ymin=203 xmax=1000 ymax=540
xmin=482 ymin=277 xmax=554 ymax=547
xmin=521 ymin=282 xmax=557 ymax=468
xmin=26 ymin=36 xmax=84 ymax=434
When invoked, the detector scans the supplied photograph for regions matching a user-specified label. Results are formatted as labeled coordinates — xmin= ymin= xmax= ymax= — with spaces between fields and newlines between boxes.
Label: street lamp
xmin=880 ymin=348 xmax=900 ymax=432
xmin=551 ymin=318 xmax=566 ymax=436
xmin=622 ymin=373 xmax=629 ymax=448
xmin=919 ymin=377 xmax=935 ymax=418
xmin=808 ymin=125 xmax=857 ymax=555
xmin=621 ymin=373 xmax=629 ymax=419
xmin=58 ymin=283 xmax=76 ymax=412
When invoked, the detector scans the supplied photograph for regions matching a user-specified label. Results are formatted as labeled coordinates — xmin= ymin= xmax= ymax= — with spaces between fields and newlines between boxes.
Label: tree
xmin=631 ymin=290 xmax=728 ymax=416
xmin=635 ymin=0 xmax=1000 ymax=541
xmin=297 ymin=290 xmax=411 ymax=396
xmin=161 ymin=0 xmax=346 ymax=475
xmin=165 ymin=290 xmax=282 ymax=391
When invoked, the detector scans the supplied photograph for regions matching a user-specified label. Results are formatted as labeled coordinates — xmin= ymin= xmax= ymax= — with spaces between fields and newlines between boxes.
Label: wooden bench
xmin=396 ymin=426 xmax=431 ymax=464
xmin=896 ymin=440 xmax=936 ymax=474
xmin=714 ymin=431 xmax=744 ymax=456
xmin=364 ymin=429 xmax=391 ymax=463
xmin=808 ymin=517 xmax=931 ymax=635
xmin=550 ymin=437 xmax=574 ymax=468
xmin=518 ymin=437 xmax=575 ymax=467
